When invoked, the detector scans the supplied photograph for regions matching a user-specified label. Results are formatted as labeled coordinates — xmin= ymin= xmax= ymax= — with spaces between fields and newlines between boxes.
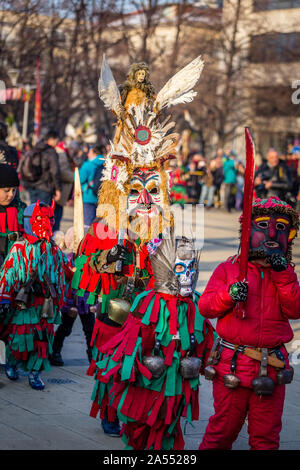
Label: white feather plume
xmin=154 ymin=56 xmax=204 ymax=111
xmin=98 ymin=54 xmax=122 ymax=116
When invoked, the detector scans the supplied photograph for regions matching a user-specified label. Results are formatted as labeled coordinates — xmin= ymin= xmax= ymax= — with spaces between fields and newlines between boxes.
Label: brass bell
xmin=142 ymin=356 xmax=166 ymax=378
xmin=204 ymin=365 xmax=217 ymax=381
xmin=224 ymin=373 xmax=241 ymax=389
xmin=252 ymin=348 xmax=275 ymax=396
xmin=108 ymin=298 xmax=131 ymax=325
xmin=180 ymin=357 xmax=202 ymax=380
xmin=15 ymin=287 xmax=29 ymax=310
xmin=252 ymin=376 xmax=274 ymax=396
xmin=276 ymin=366 xmax=294 ymax=385
xmin=223 ymin=347 xmax=241 ymax=389
xmin=40 ymin=297 xmax=54 ymax=319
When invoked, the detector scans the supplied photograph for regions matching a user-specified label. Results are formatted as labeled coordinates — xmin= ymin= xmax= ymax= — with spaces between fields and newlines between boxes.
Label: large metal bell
xmin=180 ymin=357 xmax=202 ymax=379
xmin=15 ymin=287 xmax=29 ymax=310
xmin=108 ymin=298 xmax=131 ymax=325
xmin=223 ymin=373 xmax=241 ymax=389
xmin=276 ymin=366 xmax=294 ymax=385
xmin=40 ymin=297 xmax=54 ymax=319
xmin=252 ymin=375 xmax=275 ymax=396
xmin=204 ymin=365 xmax=217 ymax=381
xmin=142 ymin=356 xmax=166 ymax=378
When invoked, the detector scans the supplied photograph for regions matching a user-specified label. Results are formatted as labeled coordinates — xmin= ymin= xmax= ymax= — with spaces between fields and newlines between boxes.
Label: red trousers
xmin=199 ymin=377 xmax=285 ymax=450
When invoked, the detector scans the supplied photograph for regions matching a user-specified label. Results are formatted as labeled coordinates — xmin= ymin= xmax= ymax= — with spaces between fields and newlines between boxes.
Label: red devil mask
xmin=30 ymin=200 xmax=55 ymax=242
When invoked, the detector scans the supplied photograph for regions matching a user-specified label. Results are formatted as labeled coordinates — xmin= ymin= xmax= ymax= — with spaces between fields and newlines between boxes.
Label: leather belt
xmin=219 ymin=338 xmax=285 ymax=369
xmin=220 ymin=339 xmax=276 ymax=355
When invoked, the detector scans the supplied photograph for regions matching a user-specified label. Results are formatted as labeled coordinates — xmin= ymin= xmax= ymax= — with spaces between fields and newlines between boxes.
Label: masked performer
xmin=94 ymin=232 xmax=215 ymax=450
xmin=0 ymin=200 xmax=72 ymax=390
xmin=72 ymin=55 xmax=204 ymax=436
xmin=199 ymin=196 xmax=300 ymax=450
xmin=0 ymin=163 xmax=25 ymax=343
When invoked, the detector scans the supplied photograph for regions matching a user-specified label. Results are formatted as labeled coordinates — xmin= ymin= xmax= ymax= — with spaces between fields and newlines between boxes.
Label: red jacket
xmin=198 ymin=258 xmax=300 ymax=349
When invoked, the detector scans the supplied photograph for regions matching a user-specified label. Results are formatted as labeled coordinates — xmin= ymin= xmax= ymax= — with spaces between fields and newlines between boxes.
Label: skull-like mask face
xmin=174 ymin=257 xmax=196 ymax=297
xmin=173 ymin=238 xmax=197 ymax=297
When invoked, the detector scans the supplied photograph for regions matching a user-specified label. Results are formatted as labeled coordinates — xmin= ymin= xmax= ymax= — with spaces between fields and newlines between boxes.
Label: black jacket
xmin=0 ymin=140 xmax=19 ymax=169
xmin=254 ymin=161 xmax=293 ymax=201
xmin=25 ymin=142 xmax=62 ymax=194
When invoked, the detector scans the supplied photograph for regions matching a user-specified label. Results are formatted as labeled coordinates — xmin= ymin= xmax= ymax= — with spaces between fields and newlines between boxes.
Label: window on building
xmin=253 ymin=85 xmax=300 ymax=117
xmin=253 ymin=0 xmax=300 ymax=10
xmin=249 ymin=32 xmax=300 ymax=63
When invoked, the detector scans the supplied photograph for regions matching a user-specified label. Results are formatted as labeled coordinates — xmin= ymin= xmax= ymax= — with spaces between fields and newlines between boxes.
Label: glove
xmin=266 ymin=253 xmax=288 ymax=272
xmin=106 ymin=245 xmax=127 ymax=264
xmin=229 ymin=281 xmax=248 ymax=302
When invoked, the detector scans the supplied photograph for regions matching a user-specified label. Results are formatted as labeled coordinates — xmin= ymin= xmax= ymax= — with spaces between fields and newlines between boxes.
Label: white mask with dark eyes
xmin=174 ymin=257 xmax=196 ymax=297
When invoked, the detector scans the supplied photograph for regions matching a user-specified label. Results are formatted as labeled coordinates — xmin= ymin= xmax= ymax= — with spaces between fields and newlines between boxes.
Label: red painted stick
xmin=238 ymin=127 xmax=255 ymax=282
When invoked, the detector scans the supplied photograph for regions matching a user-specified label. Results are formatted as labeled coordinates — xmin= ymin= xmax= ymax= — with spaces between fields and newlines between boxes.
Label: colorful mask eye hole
xmin=149 ymin=187 xmax=158 ymax=194
xmin=257 ymin=221 xmax=269 ymax=229
xmin=174 ymin=263 xmax=186 ymax=273
xmin=129 ymin=189 xmax=140 ymax=196
xmin=276 ymin=222 xmax=287 ymax=231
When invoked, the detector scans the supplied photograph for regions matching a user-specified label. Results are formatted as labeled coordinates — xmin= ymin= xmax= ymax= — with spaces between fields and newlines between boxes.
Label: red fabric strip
xmin=167 ymin=297 xmax=178 ymax=335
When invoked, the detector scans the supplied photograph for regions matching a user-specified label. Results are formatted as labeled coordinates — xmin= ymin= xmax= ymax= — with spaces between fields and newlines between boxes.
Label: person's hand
xmin=264 ymin=181 xmax=272 ymax=190
xmin=54 ymin=190 xmax=61 ymax=202
xmin=254 ymin=176 xmax=262 ymax=186
xmin=229 ymin=281 xmax=248 ymax=302
xmin=106 ymin=245 xmax=127 ymax=264
xmin=266 ymin=253 xmax=288 ymax=272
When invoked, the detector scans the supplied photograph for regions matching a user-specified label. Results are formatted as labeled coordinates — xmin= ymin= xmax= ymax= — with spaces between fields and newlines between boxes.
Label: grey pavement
xmin=0 ymin=206 xmax=299 ymax=450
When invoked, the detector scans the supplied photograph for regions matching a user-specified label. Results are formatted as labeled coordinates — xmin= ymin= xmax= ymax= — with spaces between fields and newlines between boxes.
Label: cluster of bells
xmin=204 ymin=347 xmax=294 ymax=396
xmin=142 ymin=335 xmax=202 ymax=380
xmin=15 ymin=272 xmax=57 ymax=319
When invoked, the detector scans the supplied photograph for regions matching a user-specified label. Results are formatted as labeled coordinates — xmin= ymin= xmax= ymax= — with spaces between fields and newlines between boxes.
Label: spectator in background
xmin=286 ymin=146 xmax=300 ymax=206
xmin=79 ymin=144 xmax=106 ymax=225
xmin=211 ymin=154 xmax=224 ymax=208
xmin=0 ymin=121 xmax=19 ymax=169
xmin=20 ymin=130 xmax=61 ymax=206
xmin=53 ymin=141 xmax=75 ymax=232
xmin=200 ymin=161 xmax=215 ymax=209
xmin=235 ymin=161 xmax=245 ymax=211
xmin=223 ymin=150 xmax=237 ymax=212
xmin=186 ymin=160 xmax=202 ymax=205
xmin=254 ymin=148 xmax=293 ymax=204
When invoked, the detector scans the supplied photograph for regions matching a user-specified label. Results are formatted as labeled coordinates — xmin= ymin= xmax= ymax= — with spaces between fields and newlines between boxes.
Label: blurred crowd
xmin=1 ymin=120 xmax=299 ymax=236
xmin=169 ymin=145 xmax=300 ymax=212
xmin=0 ymin=122 xmax=108 ymax=231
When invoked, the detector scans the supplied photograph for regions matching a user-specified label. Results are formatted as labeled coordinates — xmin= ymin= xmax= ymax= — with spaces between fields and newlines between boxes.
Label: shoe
xmin=5 ymin=362 xmax=19 ymax=381
xmin=101 ymin=418 xmax=121 ymax=437
xmin=28 ymin=371 xmax=45 ymax=390
xmin=49 ymin=352 xmax=64 ymax=366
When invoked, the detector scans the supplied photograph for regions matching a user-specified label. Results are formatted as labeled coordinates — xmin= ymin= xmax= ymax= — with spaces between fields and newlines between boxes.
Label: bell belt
xmin=220 ymin=338 xmax=277 ymax=355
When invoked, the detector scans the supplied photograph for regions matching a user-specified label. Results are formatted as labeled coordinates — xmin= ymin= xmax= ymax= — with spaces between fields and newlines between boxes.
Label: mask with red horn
xmin=30 ymin=199 xmax=55 ymax=242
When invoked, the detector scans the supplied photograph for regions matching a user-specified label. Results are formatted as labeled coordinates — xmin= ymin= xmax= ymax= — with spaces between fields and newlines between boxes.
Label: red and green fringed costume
xmin=0 ymin=199 xmax=25 ymax=341
xmin=0 ymin=235 xmax=72 ymax=371
xmin=94 ymin=289 xmax=215 ymax=450
xmin=71 ymin=220 xmax=153 ymax=422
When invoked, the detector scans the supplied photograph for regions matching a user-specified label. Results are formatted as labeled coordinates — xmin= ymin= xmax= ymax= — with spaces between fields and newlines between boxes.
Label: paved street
xmin=0 ymin=206 xmax=299 ymax=450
